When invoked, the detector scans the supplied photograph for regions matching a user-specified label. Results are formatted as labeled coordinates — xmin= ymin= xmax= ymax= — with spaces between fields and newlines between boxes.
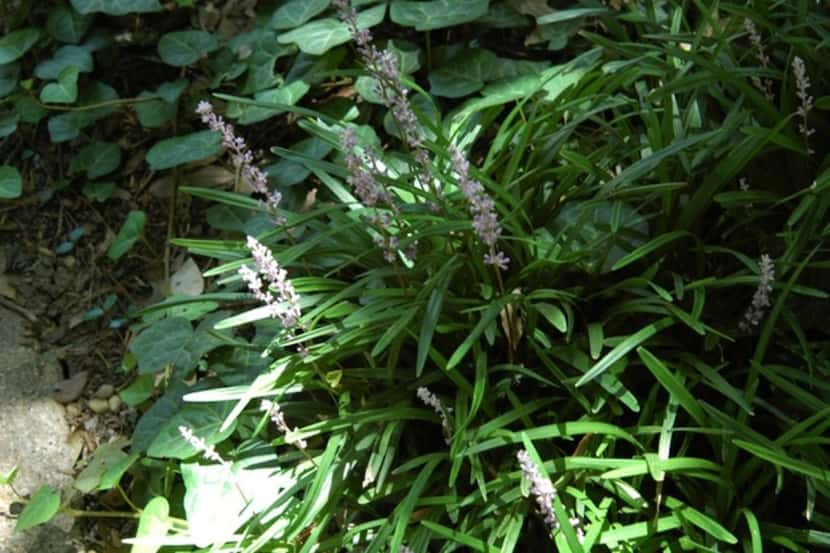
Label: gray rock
xmin=0 ymin=307 xmax=83 ymax=552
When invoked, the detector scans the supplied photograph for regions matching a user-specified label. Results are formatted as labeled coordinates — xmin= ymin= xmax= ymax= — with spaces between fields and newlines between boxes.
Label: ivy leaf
xmin=181 ymin=462 xmax=294 ymax=548
xmin=270 ymin=0 xmax=330 ymax=30
xmin=69 ymin=141 xmax=121 ymax=178
xmin=429 ymin=49 xmax=497 ymax=97
xmin=40 ymin=66 xmax=80 ymax=104
xmin=156 ymin=78 xmax=189 ymax=103
xmin=146 ymin=131 xmax=222 ymax=170
xmin=148 ymin=401 xmax=237 ymax=459
xmin=47 ymin=80 xmax=119 ymax=142
xmin=0 ymin=111 xmax=18 ymax=139
xmin=130 ymin=317 xmax=194 ymax=375
xmin=82 ymin=180 xmax=116 ymax=202
xmin=158 ymin=30 xmax=219 ymax=67
xmin=15 ymin=486 xmax=60 ymax=531
xmin=70 ymin=0 xmax=162 ymax=15
xmin=34 ymin=45 xmax=94 ymax=80
xmin=229 ymin=80 xmax=310 ymax=125
xmin=107 ymin=210 xmax=146 ymax=261
xmin=130 ymin=312 xmax=231 ymax=379
xmin=120 ymin=374 xmax=154 ymax=406
xmin=133 ymin=383 xmax=187 ymax=452
xmin=0 ymin=28 xmax=41 ymax=64
xmin=0 ymin=61 xmax=20 ymax=96
xmin=0 ymin=165 xmax=22 ymax=199
xmin=73 ymin=439 xmax=137 ymax=493
xmin=132 ymin=497 xmax=171 ymax=553
xmin=277 ymin=4 xmax=386 ymax=55
xmin=134 ymin=91 xmax=177 ymax=128
xmin=390 ymin=0 xmax=490 ymax=31
xmin=46 ymin=6 xmax=91 ymax=44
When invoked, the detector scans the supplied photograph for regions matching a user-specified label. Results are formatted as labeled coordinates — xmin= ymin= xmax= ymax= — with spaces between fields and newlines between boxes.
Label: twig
xmin=0 ymin=296 xmax=38 ymax=323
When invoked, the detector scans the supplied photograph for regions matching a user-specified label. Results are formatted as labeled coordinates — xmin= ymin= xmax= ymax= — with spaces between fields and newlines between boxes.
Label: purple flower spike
xmin=448 ymin=145 xmax=509 ymax=269
xmin=196 ymin=101 xmax=284 ymax=221
xmin=240 ymin=236 xmax=301 ymax=329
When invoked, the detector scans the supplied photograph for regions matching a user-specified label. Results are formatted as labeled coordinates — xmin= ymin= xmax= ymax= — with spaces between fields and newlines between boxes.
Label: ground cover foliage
xmin=2 ymin=0 xmax=830 ymax=551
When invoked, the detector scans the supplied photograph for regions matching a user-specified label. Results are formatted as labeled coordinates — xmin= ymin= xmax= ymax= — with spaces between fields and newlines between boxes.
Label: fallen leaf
xmin=0 ymin=274 xmax=17 ymax=299
xmin=510 ymin=0 xmax=554 ymax=17
xmin=169 ymin=257 xmax=204 ymax=296
xmin=186 ymin=165 xmax=235 ymax=188
xmin=301 ymin=187 xmax=318 ymax=212
xmin=499 ymin=287 xmax=524 ymax=352
xmin=52 ymin=371 xmax=90 ymax=404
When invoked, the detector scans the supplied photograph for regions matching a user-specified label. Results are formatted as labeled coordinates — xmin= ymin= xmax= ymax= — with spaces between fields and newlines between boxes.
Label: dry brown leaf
xmin=301 ymin=187 xmax=318 ymax=212
xmin=510 ymin=0 xmax=553 ymax=17
xmin=0 ymin=274 xmax=17 ymax=300
xmin=148 ymin=175 xmax=175 ymax=199
xmin=170 ymin=257 xmax=204 ymax=296
xmin=186 ymin=165 xmax=235 ymax=188
xmin=499 ymin=287 xmax=524 ymax=352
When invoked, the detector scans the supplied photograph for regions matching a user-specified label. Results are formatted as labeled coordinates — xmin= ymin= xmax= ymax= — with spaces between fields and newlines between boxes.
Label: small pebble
xmin=84 ymin=416 xmax=99 ymax=431
xmin=94 ymin=384 xmax=115 ymax=399
xmin=88 ymin=398 xmax=109 ymax=414
xmin=65 ymin=403 xmax=81 ymax=417
xmin=108 ymin=395 xmax=122 ymax=412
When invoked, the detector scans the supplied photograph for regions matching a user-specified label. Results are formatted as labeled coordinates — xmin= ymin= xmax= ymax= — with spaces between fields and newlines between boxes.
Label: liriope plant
xmin=99 ymin=1 xmax=830 ymax=552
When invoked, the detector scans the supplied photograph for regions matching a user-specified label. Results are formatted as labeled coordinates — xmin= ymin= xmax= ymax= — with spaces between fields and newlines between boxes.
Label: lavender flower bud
xmin=517 ymin=450 xmax=584 ymax=539
xmin=260 ymin=399 xmax=307 ymax=450
xmin=241 ymin=236 xmax=301 ymax=329
xmin=792 ymin=57 xmax=815 ymax=153
xmin=333 ymin=0 xmax=434 ymax=193
xmin=448 ymin=145 xmax=509 ymax=269
xmin=739 ymin=254 xmax=775 ymax=332
xmin=196 ymin=101 xmax=284 ymax=221
xmin=744 ymin=20 xmax=774 ymax=101
xmin=179 ymin=425 xmax=231 ymax=468
xmin=416 ymin=386 xmax=453 ymax=443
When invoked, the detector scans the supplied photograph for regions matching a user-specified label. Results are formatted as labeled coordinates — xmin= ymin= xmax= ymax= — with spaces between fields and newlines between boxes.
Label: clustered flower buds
xmin=341 ymin=127 xmax=395 ymax=208
xmin=740 ymin=254 xmax=775 ymax=332
xmin=179 ymin=425 xmax=231 ymax=468
xmin=791 ymin=57 xmax=815 ymax=153
xmin=416 ymin=386 xmax=453 ymax=443
xmin=196 ymin=101 xmax=284 ymax=219
xmin=260 ymin=399 xmax=308 ymax=450
xmin=333 ymin=0 xmax=434 ymax=195
xmin=744 ymin=20 xmax=774 ymax=102
xmin=517 ymin=449 xmax=583 ymax=539
xmin=449 ymin=145 xmax=509 ymax=270
xmin=340 ymin=127 xmax=403 ymax=263
xmin=239 ymin=235 xmax=301 ymax=329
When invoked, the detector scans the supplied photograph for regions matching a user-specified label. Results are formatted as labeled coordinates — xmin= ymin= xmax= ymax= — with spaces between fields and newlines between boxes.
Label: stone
xmin=87 ymin=398 xmax=109 ymax=414
xmin=93 ymin=384 xmax=114 ymax=399
xmin=108 ymin=395 xmax=122 ymax=412
xmin=0 ymin=306 xmax=83 ymax=551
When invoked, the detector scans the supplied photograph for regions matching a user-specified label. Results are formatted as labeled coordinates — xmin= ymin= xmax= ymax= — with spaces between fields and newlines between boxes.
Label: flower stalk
xmin=739 ymin=254 xmax=775 ymax=332
xmin=416 ymin=386 xmax=453 ymax=443
xmin=517 ymin=449 xmax=583 ymax=539
xmin=791 ymin=57 xmax=815 ymax=154
xmin=196 ymin=101 xmax=284 ymax=221
xmin=239 ymin=235 xmax=301 ymax=329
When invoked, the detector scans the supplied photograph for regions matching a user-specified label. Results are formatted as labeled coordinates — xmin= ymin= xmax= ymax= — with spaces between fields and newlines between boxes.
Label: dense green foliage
xmin=2 ymin=0 xmax=830 ymax=551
